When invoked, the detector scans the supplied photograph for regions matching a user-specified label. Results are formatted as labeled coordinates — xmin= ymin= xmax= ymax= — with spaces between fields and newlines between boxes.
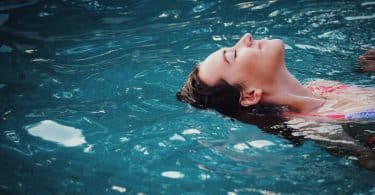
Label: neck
xmin=260 ymin=65 xmax=325 ymax=114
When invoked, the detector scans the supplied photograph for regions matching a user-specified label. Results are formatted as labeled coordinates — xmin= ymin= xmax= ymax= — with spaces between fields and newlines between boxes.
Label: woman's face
xmin=198 ymin=33 xmax=285 ymax=89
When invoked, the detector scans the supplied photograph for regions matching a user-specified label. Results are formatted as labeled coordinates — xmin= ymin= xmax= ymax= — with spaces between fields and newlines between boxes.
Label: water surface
xmin=0 ymin=0 xmax=374 ymax=194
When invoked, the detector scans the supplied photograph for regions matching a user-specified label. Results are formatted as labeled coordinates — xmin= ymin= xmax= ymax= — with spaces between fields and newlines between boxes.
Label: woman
xmin=177 ymin=33 xmax=375 ymax=121
xmin=176 ymin=33 xmax=375 ymax=171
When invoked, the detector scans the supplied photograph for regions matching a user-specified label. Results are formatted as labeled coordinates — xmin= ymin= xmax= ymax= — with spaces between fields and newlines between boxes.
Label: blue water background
xmin=0 ymin=0 xmax=374 ymax=194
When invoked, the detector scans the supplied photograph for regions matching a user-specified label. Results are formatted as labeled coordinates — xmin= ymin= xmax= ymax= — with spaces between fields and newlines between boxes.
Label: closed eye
xmin=223 ymin=49 xmax=229 ymax=64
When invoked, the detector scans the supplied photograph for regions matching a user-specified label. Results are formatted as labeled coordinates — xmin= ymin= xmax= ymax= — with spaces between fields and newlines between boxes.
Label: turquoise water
xmin=0 ymin=0 xmax=375 ymax=194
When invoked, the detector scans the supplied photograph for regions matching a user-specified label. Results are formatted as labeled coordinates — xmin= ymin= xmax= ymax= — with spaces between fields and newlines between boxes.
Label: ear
xmin=239 ymin=88 xmax=263 ymax=107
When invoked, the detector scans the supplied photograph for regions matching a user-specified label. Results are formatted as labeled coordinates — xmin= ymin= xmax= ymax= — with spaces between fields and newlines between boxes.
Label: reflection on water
xmin=25 ymin=120 xmax=86 ymax=147
xmin=0 ymin=13 xmax=8 ymax=26
xmin=0 ymin=0 xmax=40 ymax=11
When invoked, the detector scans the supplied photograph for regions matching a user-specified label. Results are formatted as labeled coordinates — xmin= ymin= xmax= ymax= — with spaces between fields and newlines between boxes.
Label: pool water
xmin=0 ymin=0 xmax=374 ymax=194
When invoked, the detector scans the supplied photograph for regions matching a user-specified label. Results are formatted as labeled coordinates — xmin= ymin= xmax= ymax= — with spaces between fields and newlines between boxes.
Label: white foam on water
xmin=284 ymin=43 xmax=293 ymax=50
xmin=269 ymin=10 xmax=280 ymax=17
xmin=161 ymin=171 xmax=184 ymax=179
xmin=111 ymin=185 xmax=126 ymax=193
xmin=26 ymin=120 xmax=86 ymax=147
xmin=159 ymin=12 xmax=169 ymax=18
xmin=199 ymin=173 xmax=210 ymax=180
xmin=318 ymin=30 xmax=346 ymax=40
xmin=345 ymin=14 xmax=375 ymax=21
xmin=119 ymin=137 xmax=129 ymax=143
xmin=251 ymin=2 xmax=270 ymax=10
xmin=0 ymin=45 xmax=12 ymax=53
xmin=295 ymin=44 xmax=332 ymax=52
xmin=287 ymin=121 xmax=317 ymax=129
xmin=158 ymin=142 xmax=166 ymax=147
xmin=212 ymin=35 xmax=222 ymax=41
xmin=134 ymin=145 xmax=149 ymax=155
xmin=236 ymin=2 xmax=254 ymax=9
xmin=348 ymin=156 xmax=358 ymax=161
xmin=304 ymin=135 xmax=355 ymax=145
xmin=361 ymin=1 xmax=375 ymax=6
xmin=182 ymin=128 xmax=201 ymax=135
xmin=233 ymin=143 xmax=249 ymax=151
xmin=83 ymin=144 xmax=94 ymax=153
xmin=247 ymin=140 xmax=274 ymax=148
xmin=169 ymin=134 xmax=186 ymax=141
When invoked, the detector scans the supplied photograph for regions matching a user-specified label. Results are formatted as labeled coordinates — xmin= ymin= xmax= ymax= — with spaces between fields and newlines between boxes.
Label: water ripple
xmin=1 ymin=0 xmax=375 ymax=193
xmin=345 ymin=14 xmax=375 ymax=21
xmin=0 ymin=13 xmax=9 ymax=26
xmin=192 ymin=2 xmax=214 ymax=13
xmin=0 ymin=0 xmax=40 ymax=11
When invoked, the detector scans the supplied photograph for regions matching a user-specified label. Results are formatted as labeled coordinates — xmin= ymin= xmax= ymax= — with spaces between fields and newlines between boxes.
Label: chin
xmin=271 ymin=39 xmax=285 ymax=50
xmin=266 ymin=39 xmax=285 ymax=69
xmin=262 ymin=39 xmax=284 ymax=50
xmin=265 ymin=39 xmax=284 ymax=56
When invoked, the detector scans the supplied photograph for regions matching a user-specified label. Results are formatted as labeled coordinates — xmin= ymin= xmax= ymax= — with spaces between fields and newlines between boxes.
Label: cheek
xmin=236 ymin=50 xmax=262 ymax=74
xmin=219 ymin=63 xmax=247 ymax=86
xmin=236 ymin=49 xmax=276 ymax=81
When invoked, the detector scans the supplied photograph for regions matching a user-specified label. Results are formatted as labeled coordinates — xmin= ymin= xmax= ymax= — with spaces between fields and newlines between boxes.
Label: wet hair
xmin=176 ymin=66 xmax=242 ymax=113
xmin=176 ymin=65 xmax=298 ymax=142
xmin=176 ymin=65 xmax=289 ymax=116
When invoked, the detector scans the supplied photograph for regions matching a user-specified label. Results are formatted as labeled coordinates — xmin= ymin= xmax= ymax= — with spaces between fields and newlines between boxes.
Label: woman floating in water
xmin=177 ymin=33 xmax=374 ymax=121
xmin=176 ymin=33 xmax=375 ymax=170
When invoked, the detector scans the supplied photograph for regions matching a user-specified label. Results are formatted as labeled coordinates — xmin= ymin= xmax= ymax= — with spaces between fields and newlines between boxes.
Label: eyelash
xmin=224 ymin=48 xmax=236 ymax=65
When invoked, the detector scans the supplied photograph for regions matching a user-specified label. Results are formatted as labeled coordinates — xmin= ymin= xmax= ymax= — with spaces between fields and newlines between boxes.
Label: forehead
xmin=198 ymin=48 xmax=224 ymax=86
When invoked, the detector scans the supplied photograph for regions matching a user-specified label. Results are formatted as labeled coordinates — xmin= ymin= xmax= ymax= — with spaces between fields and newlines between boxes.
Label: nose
xmin=235 ymin=33 xmax=253 ymax=48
